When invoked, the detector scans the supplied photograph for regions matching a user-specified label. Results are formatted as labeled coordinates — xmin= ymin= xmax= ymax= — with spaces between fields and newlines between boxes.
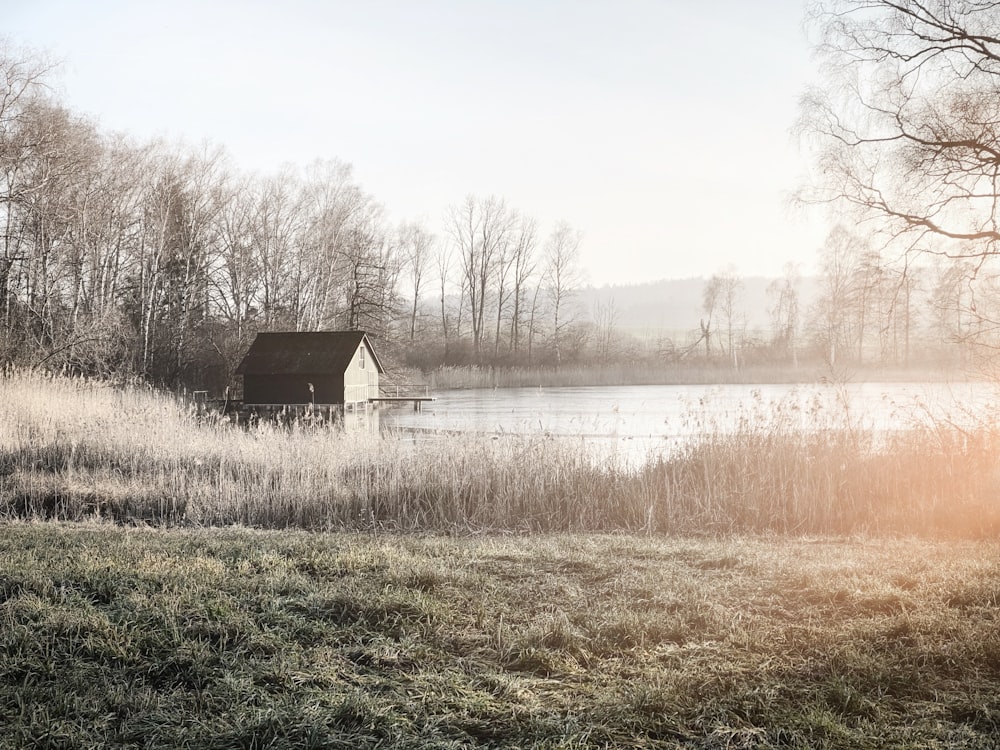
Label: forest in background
xmin=2 ymin=33 xmax=996 ymax=394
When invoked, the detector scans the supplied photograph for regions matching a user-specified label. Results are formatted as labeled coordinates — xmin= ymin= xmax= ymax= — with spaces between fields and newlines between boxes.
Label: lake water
xmin=380 ymin=382 xmax=995 ymax=459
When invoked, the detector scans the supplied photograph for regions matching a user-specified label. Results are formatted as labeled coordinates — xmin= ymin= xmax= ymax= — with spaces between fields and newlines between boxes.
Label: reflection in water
xmin=342 ymin=404 xmax=379 ymax=433
xmin=379 ymin=382 xmax=994 ymax=462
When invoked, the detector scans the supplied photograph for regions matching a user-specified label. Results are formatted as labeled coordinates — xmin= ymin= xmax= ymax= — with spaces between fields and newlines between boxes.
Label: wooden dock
xmin=370 ymin=384 xmax=435 ymax=411
xmin=369 ymin=396 xmax=436 ymax=411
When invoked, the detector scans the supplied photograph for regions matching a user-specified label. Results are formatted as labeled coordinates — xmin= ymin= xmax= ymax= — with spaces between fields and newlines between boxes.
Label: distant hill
xmin=579 ymin=276 xmax=819 ymax=342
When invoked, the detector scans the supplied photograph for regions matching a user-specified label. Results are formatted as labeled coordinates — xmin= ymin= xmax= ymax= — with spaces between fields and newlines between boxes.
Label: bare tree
xmin=716 ymin=265 xmax=745 ymax=368
xmin=447 ymin=195 xmax=516 ymax=360
xmin=2 ymin=88 xmax=134 ymax=372
xmin=140 ymin=147 xmax=225 ymax=383
xmin=253 ymin=168 xmax=301 ymax=330
xmin=810 ymin=226 xmax=864 ymax=366
xmin=886 ymin=263 xmax=920 ymax=365
xmin=340 ymin=209 xmax=398 ymax=338
xmin=700 ymin=275 xmax=722 ymax=358
xmin=78 ymin=135 xmax=147 ymax=325
xmin=767 ymin=262 xmax=801 ymax=367
xmin=399 ymin=220 xmax=434 ymax=342
xmin=851 ymin=246 xmax=883 ymax=363
xmin=435 ymin=241 xmax=455 ymax=357
xmin=0 ymin=44 xmax=54 ymax=329
xmin=213 ymin=174 xmax=259 ymax=344
xmin=508 ymin=216 xmax=537 ymax=357
xmin=294 ymin=159 xmax=367 ymax=331
xmin=11 ymin=100 xmax=101 ymax=354
xmin=593 ymin=295 xmax=619 ymax=361
xmin=930 ymin=259 xmax=971 ymax=351
xmin=491 ymin=219 xmax=516 ymax=361
xmin=526 ymin=276 xmax=544 ymax=365
xmin=543 ymin=221 xmax=584 ymax=367
xmin=801 ymin=2 xmax=1000 ymax=262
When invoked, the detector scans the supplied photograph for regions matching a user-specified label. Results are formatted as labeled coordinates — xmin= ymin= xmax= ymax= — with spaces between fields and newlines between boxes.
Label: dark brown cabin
xmin=235 ymin=331 xmax=384 ymax=406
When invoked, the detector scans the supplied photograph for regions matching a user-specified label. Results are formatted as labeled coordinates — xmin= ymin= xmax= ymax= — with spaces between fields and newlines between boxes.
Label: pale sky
xmin=4 ymin=0 xmax=826 ymax=285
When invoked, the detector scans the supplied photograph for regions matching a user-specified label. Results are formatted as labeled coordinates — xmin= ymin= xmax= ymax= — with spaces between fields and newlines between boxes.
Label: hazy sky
xmin=5 ymin=0 xmax=826 ymax=285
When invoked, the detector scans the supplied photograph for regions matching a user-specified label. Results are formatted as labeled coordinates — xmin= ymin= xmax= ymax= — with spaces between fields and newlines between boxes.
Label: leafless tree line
xmin=629 ymin=1 xmax=1000 ymax=374
xmin=0 ymin=44 xmax=586 ymax=388
xmin=10 ymin=0 xmax=998 ymax=391
xmin=694 ymin=236 xmax=982 ymax=372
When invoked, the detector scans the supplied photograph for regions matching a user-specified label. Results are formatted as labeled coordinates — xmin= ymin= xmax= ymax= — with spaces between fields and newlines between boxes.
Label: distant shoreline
xmin=423 ymin=362 xmax=983 ymax=391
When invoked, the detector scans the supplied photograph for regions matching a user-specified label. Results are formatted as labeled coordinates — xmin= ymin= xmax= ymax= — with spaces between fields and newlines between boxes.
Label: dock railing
xmin=373 ymin=383 xmax=435 ymax=411
xmin=379 ymin=383 xmax=431 ymax=398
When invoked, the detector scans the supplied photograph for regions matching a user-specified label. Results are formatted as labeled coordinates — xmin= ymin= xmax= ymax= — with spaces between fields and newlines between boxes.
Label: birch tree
xmin=542 ymin=221 xmax=583 ymax=366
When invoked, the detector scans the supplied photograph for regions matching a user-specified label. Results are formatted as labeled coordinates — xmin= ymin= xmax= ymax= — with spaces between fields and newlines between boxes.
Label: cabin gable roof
xmin=235 ymin=331 xmax=385 ymax=376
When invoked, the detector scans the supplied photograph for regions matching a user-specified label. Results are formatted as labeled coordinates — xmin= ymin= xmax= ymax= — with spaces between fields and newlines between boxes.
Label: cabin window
xmin=359 ymin=345 xmax=365 ymax=369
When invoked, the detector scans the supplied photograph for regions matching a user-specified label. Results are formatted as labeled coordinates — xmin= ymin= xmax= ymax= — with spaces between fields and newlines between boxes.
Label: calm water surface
xmin=381 ymin=382 xmax=994 ymax=454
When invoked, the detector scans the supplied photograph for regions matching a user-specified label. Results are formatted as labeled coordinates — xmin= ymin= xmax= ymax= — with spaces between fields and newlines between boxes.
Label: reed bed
xmin=1 ymin=372 xmax=998 ymax=537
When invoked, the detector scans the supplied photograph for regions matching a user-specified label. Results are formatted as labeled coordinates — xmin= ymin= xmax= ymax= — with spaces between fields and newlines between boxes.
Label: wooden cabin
xmin=235 ymin=331 xmax=384 ymax=408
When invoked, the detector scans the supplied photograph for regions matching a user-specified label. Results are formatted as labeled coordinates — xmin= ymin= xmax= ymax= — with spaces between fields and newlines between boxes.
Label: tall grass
xmin=1 ymin=372 xmax=998 ymax=536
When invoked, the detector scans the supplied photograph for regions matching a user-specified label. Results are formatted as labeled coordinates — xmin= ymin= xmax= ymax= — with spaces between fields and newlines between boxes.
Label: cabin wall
xmin=343 ymin=342 xmax=379 ymax=403
xmin=243 ymin=374 xmax=344 ymax=405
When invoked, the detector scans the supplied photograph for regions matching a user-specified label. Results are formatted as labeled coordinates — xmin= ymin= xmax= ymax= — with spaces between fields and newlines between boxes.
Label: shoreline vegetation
xmin=0 ymin=371 xmax=997 ymax=537
xmin=421 ymin=362 xmax=982 ymax=391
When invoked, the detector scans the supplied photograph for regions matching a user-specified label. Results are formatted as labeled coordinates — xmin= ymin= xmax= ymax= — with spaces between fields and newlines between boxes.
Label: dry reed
xmin=1 ymin=372 xmax=998 ymax=536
